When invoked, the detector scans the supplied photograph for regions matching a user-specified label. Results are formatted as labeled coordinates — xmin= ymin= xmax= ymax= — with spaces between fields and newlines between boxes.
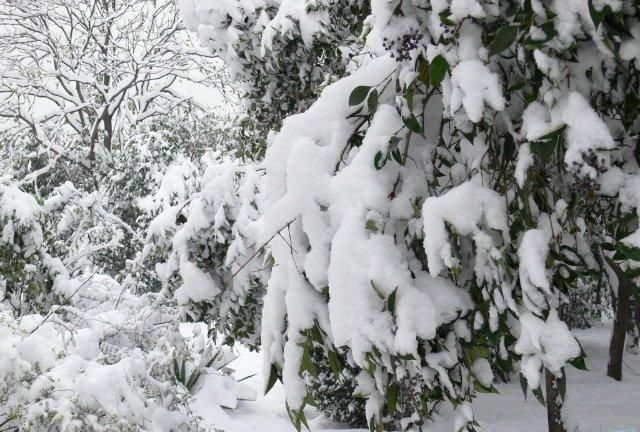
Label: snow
xmin=422 ymin=181 xmax=509 ymax=277
xmin=620 ymin=24 xmax=640 ymax=62
xmin=4 ymin=0 xmax=640 ymax=430
xmin=561 ymin=92 xmax=615 ymax=176
xmin=450 ymin=0 xmax=485 ymax=21
xmin=518 ymin=226 xmax=553 ymax=316
xmin=522 ymin=92 xmax=615 ymax=179
xmin=448 ymin=60 xmax=505 ymax=123
xmin=195 ymin=325 xmax=640 ymax=432
xmin=175 ymin=257 xmax=220 ymax=304
xmin=515 ymin=311 xmax=581 ymax=388
xmin=515 ymin=143 xmax=533 ymax=187
xmin=471 ymin=358 xmax=494 ymax=387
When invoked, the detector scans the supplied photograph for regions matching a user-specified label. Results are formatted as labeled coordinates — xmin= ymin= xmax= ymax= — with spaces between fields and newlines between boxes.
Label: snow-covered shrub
xmin=562 ymin=277 xmax=612 ymax=329
xmin=304 ymin=348 xmax=367 ymax=428
xmin=0 ymin=269 xmax=254 ymax=432
xmin=179 ymin=0 xmax=369 ymax=140
xmin=0 ymin=180 xmax=67 ymax=314
xmin=0 ymin=173 xmax=259 ymax=430
xmin=142 ymin=156 xmax=268 ymax=350
xmin=184 ymin=0 xmax=640 ymax=430
xmin=0 ymin=275 xmax=189 ymax=431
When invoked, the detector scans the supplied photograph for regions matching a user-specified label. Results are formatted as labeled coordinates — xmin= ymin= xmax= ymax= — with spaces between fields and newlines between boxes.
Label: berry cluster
xmin=566 ymin=148 xmax=608 ymax=195
xmin=438 ymin=22 xmax=455 ymax=38
xmin=383 ymin=30 xmax=422 ymax=62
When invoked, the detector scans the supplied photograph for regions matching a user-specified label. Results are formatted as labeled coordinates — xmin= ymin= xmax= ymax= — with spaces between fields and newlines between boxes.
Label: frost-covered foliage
xmin=179 ymin=0 xmax=369 ymax=151
xmin=0 ymin=272 xmax=253 ymax=431
xmin=0 ymin=179 xmax=64 ymax=314
xmin=141 ymin=156 xmax=268 ymax=350
xmin=1 ymin=104 xmax=225 ymax=285
xmin=0 ymin=174 xmax=255 ymax=431
xmin=185 ymin=0 xmax=640 ymax=430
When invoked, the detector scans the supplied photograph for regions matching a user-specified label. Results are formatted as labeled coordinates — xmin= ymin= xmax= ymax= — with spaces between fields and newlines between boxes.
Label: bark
xmin=544 ymin=368 xmax=566 ymax=432
xmin=604 ymin=256 xmax=632 ymax=381
xmin=103 ymin=112 xmax=113 ymax=153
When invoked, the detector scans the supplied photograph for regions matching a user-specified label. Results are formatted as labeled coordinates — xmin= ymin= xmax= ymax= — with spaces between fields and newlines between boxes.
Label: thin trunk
xmin=544 ymin=368 xmax=566 ymax=432
xmin=604 ymin=256 xmax=632 ymax=381
xmin=103 ymin=112 xmax=113 ymax=152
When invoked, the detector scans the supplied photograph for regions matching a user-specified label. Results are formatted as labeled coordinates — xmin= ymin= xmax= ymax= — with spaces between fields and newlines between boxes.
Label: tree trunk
xmin=544 ymin=368 xmax=566 ymax=432
xmin=103 ymin=112 xmax=113 ymax=153
xmin=604 ymin=256 xmax=632 ymax=381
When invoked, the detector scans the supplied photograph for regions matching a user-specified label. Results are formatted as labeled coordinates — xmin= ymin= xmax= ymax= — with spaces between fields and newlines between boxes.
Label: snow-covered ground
xmin=195 ymin=325 xmax=640 ymax=432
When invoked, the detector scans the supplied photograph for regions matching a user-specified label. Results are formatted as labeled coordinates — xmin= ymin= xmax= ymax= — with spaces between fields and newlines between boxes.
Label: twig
xmin=231 ymin=219 xmax=295 ymax=278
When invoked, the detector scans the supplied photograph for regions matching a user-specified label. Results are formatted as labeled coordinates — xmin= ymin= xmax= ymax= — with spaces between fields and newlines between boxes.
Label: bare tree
xmin=0 ymin=0 xmax=225 ymax=172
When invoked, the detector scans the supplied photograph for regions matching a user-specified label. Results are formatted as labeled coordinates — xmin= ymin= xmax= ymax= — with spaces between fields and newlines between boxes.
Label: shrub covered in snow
xmin=179 ymin=0 xmax=370 ymax=150
xmin=141 ymin=156 xmax=269 ymax=350
xmin=183 ymin=0 xmax=640 ymax=430
xmin=0 ymin=171 xmax=255 ymax=431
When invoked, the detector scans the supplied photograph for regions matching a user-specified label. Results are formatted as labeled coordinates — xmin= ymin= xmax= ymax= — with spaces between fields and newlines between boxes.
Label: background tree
xmin=0 ymin=0 xmax=224 ymax=173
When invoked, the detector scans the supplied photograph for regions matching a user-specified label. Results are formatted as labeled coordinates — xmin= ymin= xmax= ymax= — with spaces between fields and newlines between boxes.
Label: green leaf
xmin=568 ymin=355 xmax=588 ymax=371
xmin=616 ymin=242 xmax=640 ymax=262
xmin=391 ymin=147 xmax=404 ymax=165
xmin=237 ymin=373 xmax=257 ymax=382
xmin=365 ymin=219 xmax=378 ymax=231
xmin=417 ymin=56 xmax=430 ymax=84
xmin=368 ymin=89 xmax=379 ymax=115
xmin=519 ymin=373 xmax=528 ymax=400
xmin=399 ymin=353 xmax=416 ymax=361
xmin=389 ymin=135 xmax=402 ymax=149
xmin=349 ymin=86 xmax=371 ymax=106
xmin=430 ymin=55 xmax=448 ymax=86
xmin=489 ymin=25 xmax=519 ymax=57
xmin=265 ymin=363 xmax=280 ymax=394
xmin=328 ymin=350 xmax=342 ymax=376
xmin=530 ymin=140 xmax=556 ymax=164
xmin=405 ymin=84 xmax=414 ymax=112
xmin=386 ymin=382 xmax=399 ymax=414
xmin=588 ymin=0 xmax=607 ymax=29
xmin=464 ymin=345 xmax=491 ymax=363
xmin=186 ymin=370 xmax=201 ymax=390
xmin=532 ymin=385 xmax=546 ymax=407
xmin=403 ymin=114 xmax=423 ymax=134
xmin=299 ymin=410 xmax=310 ymax=431
xmin=304 ymin=394 xmax=318 ymax=408
xmin=387 ymin=287 xmax=397 ymax=316
xmin=558 ymin=368 xmax=566 ymax=402
xmin=173 ymin=358 xmax=180 ymax=381
xmin=474 ymin=381 xmax=500 ymax=394
xmin=370 ymin=280 xmax=385 ymax=300
xmin=438 ymin=9 xmax=456 ymax=26
xmin=299 ymin=345 xmax=318 ymax=378
xmin=205 ymin=349 xmax=222 ymax=367
xmin=538 ymin=21 xmax=557 ymax=41
xmin=374 ymin=151 xmax=387 ymax=170
xmin=309 ymin=324 xmax=324 ymax=344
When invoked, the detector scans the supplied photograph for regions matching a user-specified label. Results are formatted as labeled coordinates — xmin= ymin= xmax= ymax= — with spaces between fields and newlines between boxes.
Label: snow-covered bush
xmin=304 ymin=348 xmax=367 ymax=428
xmin=0 ymin=269 xmax=255 ymax=432
xmin=179 ymin=0 xmax=369 ymax=143
xmin=0 ymin=172 xmax=258 ymax=431
xmin=0 ymin=180 xmax=66 ymax=314
xmin=184 ymin=0 xmax=640 ymax=430
xmin=562 ymin=277 xmax=612 ymax=329
xmin=141 ymin=156 xmax=268 ymax=350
